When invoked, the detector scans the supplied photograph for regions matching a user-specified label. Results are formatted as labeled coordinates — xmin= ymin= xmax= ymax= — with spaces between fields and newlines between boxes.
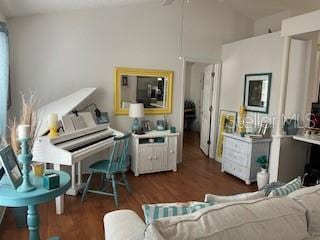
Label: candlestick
xmin=48 ymin=113 xmax=59 ymax=138
xmin=17 ymin=137 xmax=35 ymax=192
xmin=17 ymin=125 xmax=30 ymax=140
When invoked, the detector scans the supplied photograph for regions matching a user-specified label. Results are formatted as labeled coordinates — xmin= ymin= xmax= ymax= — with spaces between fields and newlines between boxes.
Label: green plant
xmin=256 ymin=155 xmax=268 ymax=169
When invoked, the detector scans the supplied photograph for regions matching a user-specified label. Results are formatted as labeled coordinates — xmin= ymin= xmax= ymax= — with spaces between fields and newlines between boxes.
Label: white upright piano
xmin=32 ymin=88 xmax=122 ymax=214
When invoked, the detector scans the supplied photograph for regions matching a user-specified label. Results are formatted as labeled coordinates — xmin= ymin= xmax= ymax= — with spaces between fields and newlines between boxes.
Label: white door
xmin=200 ymin=64 xmax=215 ymax=155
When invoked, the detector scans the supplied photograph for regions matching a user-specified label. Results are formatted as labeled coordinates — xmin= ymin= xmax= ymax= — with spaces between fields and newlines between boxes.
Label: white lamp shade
xmin=129 ymin=103 xmax=144 ymax=118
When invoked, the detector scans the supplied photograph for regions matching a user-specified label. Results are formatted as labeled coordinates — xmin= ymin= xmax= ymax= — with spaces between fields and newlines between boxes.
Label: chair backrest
xmin=107 ymin=133 xmax=131 ymax=172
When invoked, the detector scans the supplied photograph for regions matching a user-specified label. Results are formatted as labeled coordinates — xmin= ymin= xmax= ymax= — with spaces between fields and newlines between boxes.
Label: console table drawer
xmin=223 ymin=149 xmax=249 ymax=167
xmin=224 ymin=137 xmax=249 ymax=154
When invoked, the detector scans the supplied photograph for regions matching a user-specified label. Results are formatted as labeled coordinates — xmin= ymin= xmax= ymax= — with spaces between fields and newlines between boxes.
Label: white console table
xmin=131 ymin=130 xmax=179 ymax=176
xmin=222 ymin=133 xmax=272 ymax=185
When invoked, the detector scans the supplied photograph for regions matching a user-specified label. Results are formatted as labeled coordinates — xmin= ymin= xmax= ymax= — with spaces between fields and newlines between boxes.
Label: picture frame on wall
xmin=243 ymin=73 xmax=272 ymax=114
xmin=0 ymin=145 xmax=22 ymax=189
xmin=216 ymin=110 xmax=237 ymax=162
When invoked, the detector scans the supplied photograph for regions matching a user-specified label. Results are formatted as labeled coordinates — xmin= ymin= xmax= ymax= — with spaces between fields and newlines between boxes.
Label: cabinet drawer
xmin=223 ymin=160 xmax=249 ymax=180
xmin=223 ymin=148 xmax=249 ymax=167
xmin=225 ymin=137 xmax=249 ymax=154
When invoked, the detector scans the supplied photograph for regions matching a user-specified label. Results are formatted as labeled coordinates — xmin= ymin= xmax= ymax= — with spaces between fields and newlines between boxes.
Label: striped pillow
xmin=268 ymin=177 xmax=302 ymax=197
xmin=142 ymin=201 xmax=213 ymax=224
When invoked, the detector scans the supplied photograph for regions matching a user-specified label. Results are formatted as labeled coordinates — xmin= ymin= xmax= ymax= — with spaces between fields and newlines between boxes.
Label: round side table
xmin=0 ymin=170 xmax=71 ymax=240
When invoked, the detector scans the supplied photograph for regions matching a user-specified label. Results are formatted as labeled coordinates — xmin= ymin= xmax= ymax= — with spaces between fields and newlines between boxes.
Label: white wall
xmin=7 ymin=0 xmax=253 ymax=164
xmin=0 ymin=8 xmax=5 ymax=22
xmin=254 ymin=10 xmax=292 ymax=36
xmin=184 ymin=62 xmax=208 ymax=132
xmin=220 ymin=32 xmax=310 ymax=131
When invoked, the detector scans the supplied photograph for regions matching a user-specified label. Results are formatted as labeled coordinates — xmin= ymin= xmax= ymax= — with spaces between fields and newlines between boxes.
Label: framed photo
xmin=156 ymin=120 xmax=165 ymax=131
xmin=142 ymin=120 xmax=151 ymax=132
xmin=216 ymin=110 xmax=237 ymax=162
xmin=244 ymin=73 xmax=272 ymax=114
xmin=0 ymin=145 xmax=22 ymax=189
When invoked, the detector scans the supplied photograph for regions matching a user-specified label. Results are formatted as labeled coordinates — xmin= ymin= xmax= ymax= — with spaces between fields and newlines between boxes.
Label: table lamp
xmin=129 ymin=103 xmax=144 ymax=132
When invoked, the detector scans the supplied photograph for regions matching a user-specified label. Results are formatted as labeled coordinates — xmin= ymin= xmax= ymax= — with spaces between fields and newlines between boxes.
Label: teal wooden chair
xmin=81 ymin=133 xmax=131 ymax=207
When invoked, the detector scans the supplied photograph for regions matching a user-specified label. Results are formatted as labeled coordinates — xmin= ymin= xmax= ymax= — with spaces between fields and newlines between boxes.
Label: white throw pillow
xmin=204 ymin=190 xmax=265 ymax=204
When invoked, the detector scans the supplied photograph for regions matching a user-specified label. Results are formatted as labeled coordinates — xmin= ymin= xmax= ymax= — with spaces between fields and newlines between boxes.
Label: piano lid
xmin=37 ymin=88 xmax=96 ymax=137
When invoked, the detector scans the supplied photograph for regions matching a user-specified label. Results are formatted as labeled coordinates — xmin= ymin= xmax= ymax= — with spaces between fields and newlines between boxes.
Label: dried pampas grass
xmin=8 ymin=93 xmax=39 ymax=154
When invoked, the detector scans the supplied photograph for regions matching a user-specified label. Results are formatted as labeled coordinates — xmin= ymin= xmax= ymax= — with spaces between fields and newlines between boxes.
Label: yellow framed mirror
xmin=114 ymin=67 xmax=173 ymax=115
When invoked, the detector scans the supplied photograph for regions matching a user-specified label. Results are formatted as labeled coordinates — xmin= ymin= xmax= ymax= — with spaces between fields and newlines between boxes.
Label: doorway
xmin=182 ymin=61 xmax=221 ymax=159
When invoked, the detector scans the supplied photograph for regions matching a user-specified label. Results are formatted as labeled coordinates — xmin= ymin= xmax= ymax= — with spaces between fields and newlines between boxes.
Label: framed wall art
xmin=244 ymin=73 xmax=272 ymax=114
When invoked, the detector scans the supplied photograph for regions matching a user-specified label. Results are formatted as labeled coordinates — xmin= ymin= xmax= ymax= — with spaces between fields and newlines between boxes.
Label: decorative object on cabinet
xmin=129 ymin=103 xmax=145 ymax=132
xmin=256 ymin=155 xmax=269 ymax=190
xmin=284 ymin=119 xmax=298 ymax=135
xmin=131 ymin=130 xmax=179 ymax=176
xmin=170 ymin=126 xmax=176 ymax=133
xmin=221 ymin=133 xmax=271 ymax=185
xmin=244 ymin=73 xmax=272 ymax=114
xmin=238 ymin=106 xmax=246 ymax=137
xmin=81 ymin=134 xmax=131 ymax=208
xmin=0 ymin=145 xmax=22 ymax=189
xmin=257 ymin=123 xmax=271 ymax=137
xmin=114 ymin=67 xmax=173 ymax=115
xmin=142 ymin=120 xmax=151 ymax=132
xmin=216 ymin=110 xmax=237 ymax=162
xmin=156 ymin=120 xmax=165 ymax=131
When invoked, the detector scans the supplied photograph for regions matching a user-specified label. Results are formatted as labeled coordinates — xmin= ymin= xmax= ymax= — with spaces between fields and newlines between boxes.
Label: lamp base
xmin=132 ymin=118 xmax=140 ymax=132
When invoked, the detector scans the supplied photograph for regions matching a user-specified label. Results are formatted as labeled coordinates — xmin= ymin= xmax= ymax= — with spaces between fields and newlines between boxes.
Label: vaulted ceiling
xmin=0 ymin=0 xmax=319 ymax=20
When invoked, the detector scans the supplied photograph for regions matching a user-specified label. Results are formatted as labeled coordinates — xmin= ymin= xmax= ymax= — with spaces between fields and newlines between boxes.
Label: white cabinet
xmin=222 ymin=133 xmax=271 ymax=185
xmin=131 ymin=130 xmax=179 ymax=176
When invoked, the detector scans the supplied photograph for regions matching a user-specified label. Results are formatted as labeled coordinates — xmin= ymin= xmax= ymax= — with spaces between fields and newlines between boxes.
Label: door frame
xmin=179 ymin=57 xmax=221 ymax=162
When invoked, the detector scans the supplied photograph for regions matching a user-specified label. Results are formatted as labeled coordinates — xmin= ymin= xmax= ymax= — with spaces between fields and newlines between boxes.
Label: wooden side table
xmin=0 ymin=170 xmax=71 ymax=240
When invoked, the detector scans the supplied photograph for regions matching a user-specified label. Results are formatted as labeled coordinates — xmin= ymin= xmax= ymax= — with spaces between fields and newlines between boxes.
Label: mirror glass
xmin=114 ymin=68 xmax=173 ymax=115
xmin=120 ymin=75 xmax=167 ymax=109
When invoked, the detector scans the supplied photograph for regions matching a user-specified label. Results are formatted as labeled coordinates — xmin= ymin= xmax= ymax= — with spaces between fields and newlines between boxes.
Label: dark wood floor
xmin=0 ymin=131 xmax=256 ymax=240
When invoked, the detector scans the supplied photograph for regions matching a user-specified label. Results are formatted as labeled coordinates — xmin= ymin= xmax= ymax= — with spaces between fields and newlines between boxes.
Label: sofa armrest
xmin=104 ymin=210 xmax=146 ymax=240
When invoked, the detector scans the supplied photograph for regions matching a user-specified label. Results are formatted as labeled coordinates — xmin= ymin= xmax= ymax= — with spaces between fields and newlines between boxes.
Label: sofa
xmin=104 ymin=185 xmax=320 ymax=240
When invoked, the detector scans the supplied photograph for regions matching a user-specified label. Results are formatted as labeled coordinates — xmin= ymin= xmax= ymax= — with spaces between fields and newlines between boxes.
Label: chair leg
xmin=81 ymin=172 xmax=93 ymax=202
xmin=122 ymin=172 xmax=132 ymax=193
xmin=111 ymin=174 xmax=119 ymax=208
